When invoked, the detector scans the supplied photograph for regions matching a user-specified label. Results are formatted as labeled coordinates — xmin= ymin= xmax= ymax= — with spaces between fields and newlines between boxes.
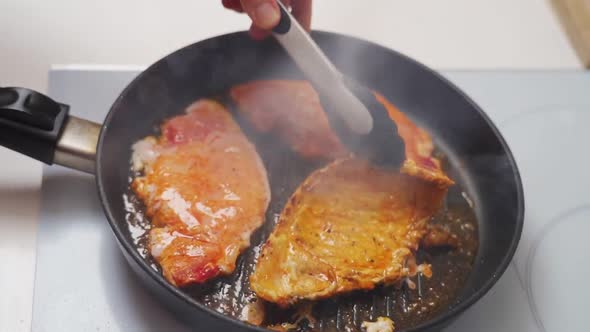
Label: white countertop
xmin=0 ymin=0 xmax=583 ymax=331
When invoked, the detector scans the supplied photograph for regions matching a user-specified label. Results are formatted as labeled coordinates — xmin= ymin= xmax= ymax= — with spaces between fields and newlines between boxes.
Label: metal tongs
xmin=271 ymin=1 xmax=405 ymax=167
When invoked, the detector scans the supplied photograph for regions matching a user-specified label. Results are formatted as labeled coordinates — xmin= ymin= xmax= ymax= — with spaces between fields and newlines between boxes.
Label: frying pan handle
xmin=0 ymin=87 xmax=100 ymax=174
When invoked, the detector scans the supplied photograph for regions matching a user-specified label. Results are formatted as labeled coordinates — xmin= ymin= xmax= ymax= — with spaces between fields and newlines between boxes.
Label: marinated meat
xmin=250 ymin=158 xmax=447 ymax=306
xmin=229 ymin=80 xmax=347 ymax=160
xmin=131 ymin=99 xmax=270 ymax=287
xmin=374 ymin=92 xmax=453 ymax=187
xmin=230 ymin=80 xmax=453 ymax=187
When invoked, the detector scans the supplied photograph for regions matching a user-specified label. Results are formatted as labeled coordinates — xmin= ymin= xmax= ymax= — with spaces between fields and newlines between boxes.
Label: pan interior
xmin=123 ymin=137 xmax=478 ymax=331
xmin=98 ymin=32 xmax=522 ymax=331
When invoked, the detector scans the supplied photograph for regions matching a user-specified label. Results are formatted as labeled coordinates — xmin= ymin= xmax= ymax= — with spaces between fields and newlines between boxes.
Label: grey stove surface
xmin=32 ymin=69 xmax=590 ymax=331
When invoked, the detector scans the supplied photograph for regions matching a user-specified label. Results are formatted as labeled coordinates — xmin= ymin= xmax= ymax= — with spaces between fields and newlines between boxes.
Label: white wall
xmin=0 ymin=0 xmax=580 ymax=92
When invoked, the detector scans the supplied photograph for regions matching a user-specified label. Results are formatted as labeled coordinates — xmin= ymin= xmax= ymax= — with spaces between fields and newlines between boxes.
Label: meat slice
xmin=229 ymin=80 xmax=347 ymax=160
xmin=421 ymin=224 xmax=460 ymax=248
xmin=131 ymin=99 xmax=270 ymax=287
xmin=374 ymin=93 xmax=453 ymax=188
xmin=230 ymin=80 xmax=453 ymax=187
xmin=250 ymin=158 xmax=447 ymax=306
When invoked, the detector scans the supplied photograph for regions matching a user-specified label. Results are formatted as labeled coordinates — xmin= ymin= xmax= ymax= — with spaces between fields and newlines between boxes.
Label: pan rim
xmin=96 ymin=30 xmax=525 ymax=331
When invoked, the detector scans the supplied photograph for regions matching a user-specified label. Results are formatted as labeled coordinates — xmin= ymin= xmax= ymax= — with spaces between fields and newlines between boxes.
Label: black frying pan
xmin=0 ymin=31 xmax=523 ymax=331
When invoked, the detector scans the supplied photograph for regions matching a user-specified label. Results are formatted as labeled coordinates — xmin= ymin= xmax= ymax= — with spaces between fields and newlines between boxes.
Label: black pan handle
xmin=0 ymin=87 xmax=69 ymax=164
xmin=0 ymin=87 xmax=100 ymax=174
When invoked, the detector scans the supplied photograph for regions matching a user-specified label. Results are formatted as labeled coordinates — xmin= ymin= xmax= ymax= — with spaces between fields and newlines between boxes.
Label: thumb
xmin=240 ymin=0 xmax=280 ymax=30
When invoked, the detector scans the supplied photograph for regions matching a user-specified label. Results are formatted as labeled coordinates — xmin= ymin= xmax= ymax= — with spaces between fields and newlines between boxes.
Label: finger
xmin=249 ymin=23 xmax=272 ymax=40
xmin=240 ymin=0 xmax=280 ymax=30
xmin=222 ymin=0 xmax=243 ymax=12
xmin=291 ymin=0 xmax=312 ymax=31
xmin=248 ymin=0 xmax=286 ymax=40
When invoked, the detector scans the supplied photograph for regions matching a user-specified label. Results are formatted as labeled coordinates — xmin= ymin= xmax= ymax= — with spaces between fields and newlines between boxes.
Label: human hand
xmin=222 ymin=0 xmax=312 ymax=39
